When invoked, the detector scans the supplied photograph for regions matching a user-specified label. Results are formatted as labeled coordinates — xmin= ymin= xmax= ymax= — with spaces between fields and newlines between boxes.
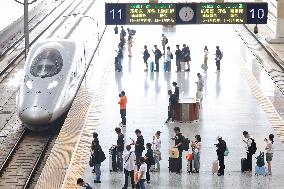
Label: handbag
xmin=89 ymin=155 xmax=94 ymax=167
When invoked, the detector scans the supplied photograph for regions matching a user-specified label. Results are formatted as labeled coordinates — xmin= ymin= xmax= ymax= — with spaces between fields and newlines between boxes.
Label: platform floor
xmin=76 ymin=24 xmax=284 ymax=189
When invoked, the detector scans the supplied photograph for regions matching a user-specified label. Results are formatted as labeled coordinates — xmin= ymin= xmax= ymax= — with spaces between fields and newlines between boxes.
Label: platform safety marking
xmin=239 ymin=57 xmax=284 ymax=143
xmin=61 ymin=43 xmax=113 ymax=188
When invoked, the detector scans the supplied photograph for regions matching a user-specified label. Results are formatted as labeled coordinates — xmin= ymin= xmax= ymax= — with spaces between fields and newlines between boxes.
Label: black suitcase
xmin=169 ymin=157 xmax=180 ymax=173
xmin=241 ymin=158 xmax=248 ymax=172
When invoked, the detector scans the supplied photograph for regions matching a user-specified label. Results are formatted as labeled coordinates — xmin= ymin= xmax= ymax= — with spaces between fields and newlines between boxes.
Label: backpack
xmin=224 ymin=146 xmax=229 ymax=156
xmin=130 ymin=29 xmax=136 ymax=36
xmin=182 ymin=137 xmax=190 ymax=151
xmin=256 ymin=151 xmax=265 ymax=167
xmin=165 ymin=37 xmax=168 ymax=44
xmin=220 ymin=51 xmax=223 ymax=60
xmin=248 ymin=138 xmax=257 ymax=155
xmin=170 ymin=53 xmax=173 ymax=59
xmin=146 ymin=51 xmax=150 ymax=59
xmin=98 ymin=149 xmax=106 ymax=163
xmin=157 ymin=49 xmax=162 ymax=59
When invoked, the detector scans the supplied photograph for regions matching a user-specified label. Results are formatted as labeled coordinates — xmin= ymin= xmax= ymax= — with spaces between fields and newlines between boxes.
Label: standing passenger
xmin=132 ymin=129 xmax=145 ymax=165
xmin=202 ymin=46 xmax=209 ymax=71
xmin=161 ymin=34 xmax=168 ymax=54
xmin=122 ymin=145 xmax=136 ymax=189
xmin=172 ymin=127 xmax=184 ymax=173
xmin=242 ymin=131 xmax=257 ymax=172
xmin=152 ymin=131 xmax=161 ymax=171
xmin=215 ymin=136 xmax=226 ymax=176
xmin=144 ymin=143 xmax=154 ymax=184
xmin=165 ymin=46 xmax=173 ymax=72
xmin=143 ymin=45 xmax=150 ymax=71
xmin=91 ymin=132 xmax=105 ymax=183
xmin=118 ymin=91 xmax=127 ymax=127
xmin=114 ymin=127 xmax=124 ymax=171
xmin=195 ymin=73 xmax=204 ymax=102
xmin=192 ymin=135 xmax=201 ymax=173
xmin=138 ymin=157 xmax=147 ymax=189
xmin=127 ymin=35 xmax=133 ymax=57
xmin=153 ymin=45 xmax=162 ymax=72
xmin=165 ymin=90 xmax=177 ymax=123
xmin=215 ymin=46 xmax=222 ymax=72
xmin=265 ymin=134 xmax=274 ymax=175
xmin=175 ymin=45 xmax=182 ymax=72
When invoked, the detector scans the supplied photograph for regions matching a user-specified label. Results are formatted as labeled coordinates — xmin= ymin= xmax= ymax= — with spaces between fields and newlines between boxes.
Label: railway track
xmin=0 ymin=129 xmax=57 ymax=189
xmin=0 ymin=0 xmax=102 ymax=187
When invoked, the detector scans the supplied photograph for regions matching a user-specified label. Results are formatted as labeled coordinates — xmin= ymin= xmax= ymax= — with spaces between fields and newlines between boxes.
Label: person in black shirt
xmin=171 ymin=127 xmax=184 ymax=172
xmin=182 ymin=44 xmax=191 ymax=71
xmin=165 ymin=90 xmax=178 ymax=123
xmin=143 ymin=45 xmax=150 ymax=71
xmin=91 ymin=132 xmax=103 ymax=183
xmin=172 ymin=82 xmax=179 ymax=99
xmin=153 ymin=45 xmax=162 ymax=72
xmin=144 ymin=143 xmax=154 ymax=184
xmin=175 ymin=45 xmax=182 ymax=72
xmin=91 ymin=132 xmax=99 ymax=173
xmin=131 ymin=129 xmax=145 ymax=165
xmin=215 ymin=46 xmax=222 ymax=71
xmin=114 ymin=127 xmax=124 ymax=171
xmin=215 ymin=136 xmax=226 ymax=176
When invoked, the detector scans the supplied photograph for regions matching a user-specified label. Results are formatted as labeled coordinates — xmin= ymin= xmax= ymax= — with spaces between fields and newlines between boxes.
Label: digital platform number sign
xmin=105 ymin=2 xmax=268 ymax=25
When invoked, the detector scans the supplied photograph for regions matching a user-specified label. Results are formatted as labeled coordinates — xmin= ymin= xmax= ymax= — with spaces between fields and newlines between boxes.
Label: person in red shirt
xmin=118 ymin=91 xmax=127 ymax=126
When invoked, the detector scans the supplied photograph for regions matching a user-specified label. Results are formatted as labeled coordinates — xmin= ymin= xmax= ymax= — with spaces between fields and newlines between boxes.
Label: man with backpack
xmin=172 ymin=127 xmax=185 ymax=173
xmin=243 ymin=131 xmax=257 ymax=172
xmin=153 ymin=45 xmax=162 ymax=72
xmin=215 ymin=46 xmax=223 ymax=72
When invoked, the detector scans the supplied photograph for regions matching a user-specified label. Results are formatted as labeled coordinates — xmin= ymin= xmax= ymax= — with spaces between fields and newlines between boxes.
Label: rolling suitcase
xmin=169 ymin=157 xmax=180 ymax=173
xmin=255 ymin=165 xmax=268 ymax=176
xmin=212 ymin=160 xmax=219 ymax=174
xmin=164 ymin=62 xmax=168 ymax=72
xmin=180 ymin=61 xmax=185 ymax=71
xmin=150 ymin=61 xmax=154 ymax=72
xmin=109 ymin=146 xmax=118 ymax=172
xmin=241 ymin=158 xmax=248 ymax=172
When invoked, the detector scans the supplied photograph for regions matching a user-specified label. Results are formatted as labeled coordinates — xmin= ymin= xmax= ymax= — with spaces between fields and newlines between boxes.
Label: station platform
xmin=41 ymin=23 xmax=284 ymax=189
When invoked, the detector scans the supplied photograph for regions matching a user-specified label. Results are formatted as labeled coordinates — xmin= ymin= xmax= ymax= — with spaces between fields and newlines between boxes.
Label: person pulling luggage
xmin=171 ymin=127 xmax=185 ymax=173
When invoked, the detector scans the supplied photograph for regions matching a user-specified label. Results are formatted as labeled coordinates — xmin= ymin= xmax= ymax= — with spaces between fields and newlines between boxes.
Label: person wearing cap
xmin=215 ymin=136 xmax=226 ymax=176
xmin=175 ymin=44 xmax=182 ymax=72
xmin=77 ymin=178 xmax=92 ymax=189
xmin=152 ymin=131 xmax=161 ymax=171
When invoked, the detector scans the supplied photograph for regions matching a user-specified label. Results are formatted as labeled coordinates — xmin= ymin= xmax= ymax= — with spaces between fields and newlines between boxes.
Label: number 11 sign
xmin=105 ymin=3 xmax=126 ymax=25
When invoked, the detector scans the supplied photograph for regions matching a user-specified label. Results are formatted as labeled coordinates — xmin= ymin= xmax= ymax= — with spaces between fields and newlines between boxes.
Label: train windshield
xmin=30 ymin=48 xmax=63 ymax=78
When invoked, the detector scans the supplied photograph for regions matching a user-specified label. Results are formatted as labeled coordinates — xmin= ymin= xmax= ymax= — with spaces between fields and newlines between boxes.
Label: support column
xmin=266 ymin=0 xmax=284 ymax=43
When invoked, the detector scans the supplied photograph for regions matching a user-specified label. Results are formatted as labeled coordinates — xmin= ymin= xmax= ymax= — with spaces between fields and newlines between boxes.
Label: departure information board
xmin=105 ymin=2 xmax=268 ymax=25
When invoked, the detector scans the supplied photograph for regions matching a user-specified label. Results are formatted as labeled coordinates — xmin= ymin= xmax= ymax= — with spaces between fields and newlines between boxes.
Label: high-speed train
xmin=17 ymin=39 xmax=87 ymax=131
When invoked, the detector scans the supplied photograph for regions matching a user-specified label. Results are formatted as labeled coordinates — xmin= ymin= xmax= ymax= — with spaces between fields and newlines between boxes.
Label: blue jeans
xmin=139 ymin=179 xmax=146 ymax=189
xmin=117 ymin=151 xmax=123 ymax=171
xmin=95 ymin=163 xmax=101 ymax=181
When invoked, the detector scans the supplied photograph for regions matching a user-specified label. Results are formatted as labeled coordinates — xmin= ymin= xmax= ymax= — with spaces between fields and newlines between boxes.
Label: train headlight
xmin=47 ymin=80 xmax=58 ymax=89
xmin=26 ymin=80 xmax=33 ymax=89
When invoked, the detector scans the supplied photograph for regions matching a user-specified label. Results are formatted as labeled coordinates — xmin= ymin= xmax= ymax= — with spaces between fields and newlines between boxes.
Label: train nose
xmin=20 ymin=107 xmax=52 ymax=125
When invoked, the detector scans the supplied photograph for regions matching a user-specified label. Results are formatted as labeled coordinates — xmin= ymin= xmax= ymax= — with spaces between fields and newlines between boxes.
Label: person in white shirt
xmin=265 ymin=134 xmax=274 ymax=175
xmin=122 ymin=145 xmax=136 ymax=189
xmin=242 ymin=131 xmax=256 ymax=172
xmin=138 ymin=157 xmax=147 ymax=189
xmin=152 ymin=131 xmax=161 ymax=171
xmin=195 ymin=73 xmax=204 ymax=103
xmin=165 ymin=46 xmax=173 ymax=72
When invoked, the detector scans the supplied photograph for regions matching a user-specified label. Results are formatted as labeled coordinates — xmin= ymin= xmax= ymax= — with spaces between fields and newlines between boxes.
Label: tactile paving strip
xmin=239 ymin=57 xmax=284 ymax=143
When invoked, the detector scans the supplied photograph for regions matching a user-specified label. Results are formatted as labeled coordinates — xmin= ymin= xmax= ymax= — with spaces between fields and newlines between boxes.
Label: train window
xmin=30 ymin=48 xmax=63 ymax=78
